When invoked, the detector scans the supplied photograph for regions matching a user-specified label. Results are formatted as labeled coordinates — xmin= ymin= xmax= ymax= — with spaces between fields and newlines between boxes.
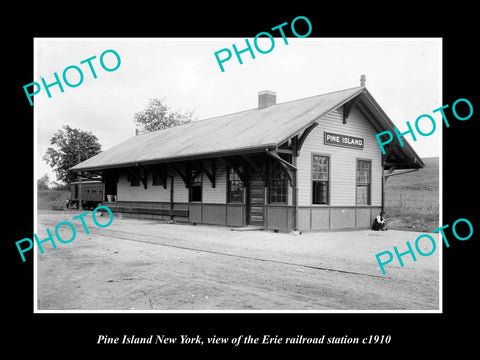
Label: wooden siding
xmin=297 ymin=105 xmax=382 ymax=207
xmin=297 ymin=206 xmax=382 ymax=231
xmin=189 ymin=203 xmax=202 ymax=222
xmin=116 ymin=160 xmax=229 ymax=204
xmin=202 ymin=159 xmax=226 ymax=204
xmin=288 ymin=183 xmax=293 ymax=206
xmin=356 ymin=208 xmax=371 ymax=228
xmin=265 ymin=206 xmax=294 ymax=231
xmin=173 ymin=165 xmax=188 ymax=203
xmin=311 ymin=208 xmax=330 ymax=230
xmin=117 ymin=173 xmax=171 ymax=202
xmin=202 ymin=204 xmax=227 ymax=225
xmin=227 ymin=204 xmax=245 ymax=226
xmin=330 ymin=208 xmax=356 ymax=229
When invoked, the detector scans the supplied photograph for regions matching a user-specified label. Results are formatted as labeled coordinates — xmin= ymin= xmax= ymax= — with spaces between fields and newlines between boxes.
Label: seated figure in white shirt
xmin=372 ymin=210 xmax=387 ymax=231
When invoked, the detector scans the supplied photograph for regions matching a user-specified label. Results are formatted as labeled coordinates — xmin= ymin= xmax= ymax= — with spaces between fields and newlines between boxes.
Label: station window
xmin=228 ymin=167 xmax=244 ymax=203
xmin=129 ymin=175 xmax=140 ymax=187
xmin=312 ymin=155 xmax=329 ymax=204
xmin=269 ymin=162 xmax=288 ymax=204
xmin=356 ymin=160 xmax=371 ymax=205
xmin=152 ymin=171 xmax=163 ymax=186
xmin=189 ymin=170 xmax=202 ymax=202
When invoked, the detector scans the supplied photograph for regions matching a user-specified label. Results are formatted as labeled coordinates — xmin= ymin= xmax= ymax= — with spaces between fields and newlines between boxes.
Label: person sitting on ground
xmin=372 ymin=210 xmax=388 ymax=231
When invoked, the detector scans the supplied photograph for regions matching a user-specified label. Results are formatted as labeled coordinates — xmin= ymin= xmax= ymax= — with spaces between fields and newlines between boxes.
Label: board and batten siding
xmin=297 ymin=105 xmax=382 ymax=207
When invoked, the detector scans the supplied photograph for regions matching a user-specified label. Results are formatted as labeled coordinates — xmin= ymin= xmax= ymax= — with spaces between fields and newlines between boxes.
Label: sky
xmin=34 ymin=38 xmax=442 ymax=184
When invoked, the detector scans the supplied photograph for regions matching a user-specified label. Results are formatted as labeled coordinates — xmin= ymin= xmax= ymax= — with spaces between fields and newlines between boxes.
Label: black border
xmin=6 ymin=5 xmax=479 ymax=356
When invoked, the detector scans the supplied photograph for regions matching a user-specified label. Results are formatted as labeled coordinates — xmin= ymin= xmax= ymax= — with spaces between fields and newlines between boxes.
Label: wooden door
xmin=247 ymin=171 xmax=265 ymax=226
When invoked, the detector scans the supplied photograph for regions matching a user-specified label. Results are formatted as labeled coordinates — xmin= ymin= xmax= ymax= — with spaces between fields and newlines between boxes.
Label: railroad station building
xmin=70 ymin=76 xmax=423 ymax=232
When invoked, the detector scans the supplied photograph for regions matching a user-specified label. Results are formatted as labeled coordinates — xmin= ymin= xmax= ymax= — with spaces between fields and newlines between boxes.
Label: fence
xmin=384 ymin=191 xmax=439 ymax=231
xmin=385 ymin=192 xmax=439 ymax=213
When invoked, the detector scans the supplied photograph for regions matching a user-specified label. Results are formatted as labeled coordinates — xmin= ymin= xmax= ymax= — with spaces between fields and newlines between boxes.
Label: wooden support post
xmin=381 ymin=157 xmax=385 ymax=211
xmin=78 ymin=175 xmax=83 ymax=210
xmin=292 ymin=136 xmax=298 ymax=232
xmin=77 ymin=153 xmax=82 ymax=211
xmin=169 ymin=176 xmax=174 ymax=212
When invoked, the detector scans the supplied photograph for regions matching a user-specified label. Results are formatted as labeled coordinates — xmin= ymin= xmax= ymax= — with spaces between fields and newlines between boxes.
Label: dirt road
xmin=36 ymin=210 xmax=439 ymax=311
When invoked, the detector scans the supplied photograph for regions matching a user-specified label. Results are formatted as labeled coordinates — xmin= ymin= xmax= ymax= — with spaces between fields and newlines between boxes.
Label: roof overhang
xmin=273 ymin=88 xmax=424 ymax=170
xmin=352 ymin=90 xmax=424 ymax=170
xmin=69 ymin=145 xmax=274 ymax=172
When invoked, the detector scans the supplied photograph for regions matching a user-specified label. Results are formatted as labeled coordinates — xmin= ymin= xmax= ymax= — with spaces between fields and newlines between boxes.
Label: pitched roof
xmin=70 ymin=86 xmax=423 ymax=171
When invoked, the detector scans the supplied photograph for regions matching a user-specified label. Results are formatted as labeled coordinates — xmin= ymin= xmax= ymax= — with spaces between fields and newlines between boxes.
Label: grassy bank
xmin=37 ymin=190 xmax=70 ymax=210
xmin=384 ymin=157 xmax=439 ymax=232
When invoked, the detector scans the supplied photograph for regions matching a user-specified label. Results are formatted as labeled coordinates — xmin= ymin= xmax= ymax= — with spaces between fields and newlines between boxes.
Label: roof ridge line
xmin=167 ymin=85 xmax=365 ymax=129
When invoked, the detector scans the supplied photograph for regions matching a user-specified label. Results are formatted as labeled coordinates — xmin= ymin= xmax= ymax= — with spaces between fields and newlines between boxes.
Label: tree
xmin=37 ymin=174 xmax=50 ymax=190
xmin=133 ymin=98 xmax=195 ymax=133
xmin=43 ymin=125 xmax=102 ymax=184
xmin=50 ymin=181 xmax=70 ymax=191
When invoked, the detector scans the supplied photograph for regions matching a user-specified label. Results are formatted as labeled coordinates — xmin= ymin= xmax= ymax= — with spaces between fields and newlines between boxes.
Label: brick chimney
xmin=258 ymin=90 xmax=276 ymax=109
xmin=360 ymin=74 xmax=366 ymax=87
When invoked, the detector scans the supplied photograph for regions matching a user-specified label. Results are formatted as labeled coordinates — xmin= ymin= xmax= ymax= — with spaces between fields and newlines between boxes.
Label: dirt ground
xmin=35 ymin=209 xmax=440 ymax=311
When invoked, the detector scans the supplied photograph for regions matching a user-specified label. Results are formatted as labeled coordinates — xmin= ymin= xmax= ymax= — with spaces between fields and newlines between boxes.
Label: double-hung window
xmin=356 ymin=160 xmax=371 ymax=205
xmin=269 ymin=162 xmax=288 ymax=204
xmin=312 ymin=155 xmax=329 ymax=204
xmin=228 ymin=167 xmax=244 ymax=203
xmin=190 ymin=170 xmax=202 ymax=202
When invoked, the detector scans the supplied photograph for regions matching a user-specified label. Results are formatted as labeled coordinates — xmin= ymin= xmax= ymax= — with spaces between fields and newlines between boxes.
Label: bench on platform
xmin=108 ymin=206 xmax=189 ymax=217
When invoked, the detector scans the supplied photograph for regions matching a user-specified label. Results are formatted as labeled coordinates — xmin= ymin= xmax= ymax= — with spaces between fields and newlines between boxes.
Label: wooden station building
xmin=70 ymin=76 xmax=424 ymax=232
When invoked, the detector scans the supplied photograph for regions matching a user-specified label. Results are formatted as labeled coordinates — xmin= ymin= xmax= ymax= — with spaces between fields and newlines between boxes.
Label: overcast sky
xmin=35 ymin=38 xmax=442 ymax=183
